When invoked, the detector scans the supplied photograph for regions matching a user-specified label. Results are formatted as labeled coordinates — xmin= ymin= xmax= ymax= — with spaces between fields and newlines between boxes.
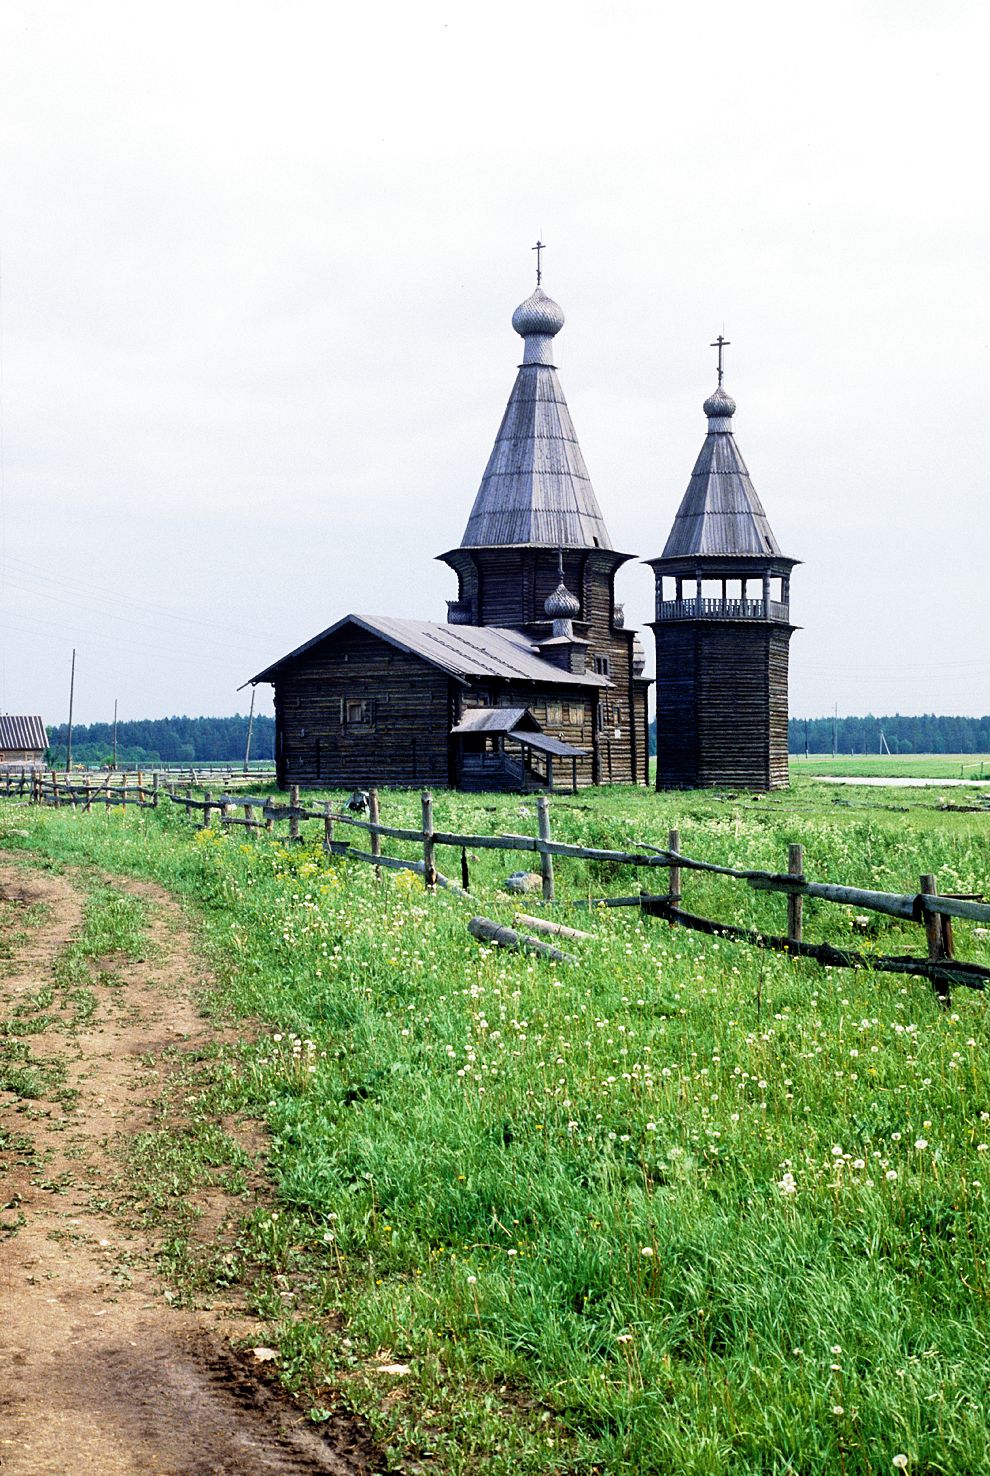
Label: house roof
xmin=458 ymin=287 xmax=614 ymax=551
xmin=0 ymin=715 xmax=47 ymax=752
xmin=250 ymin=614 xmax=610 ymax=690
xmin=658 ymin=386 xmax=787 ymax=561
xmin=450 ymin=707 xmax=535 ymax=734
xmin=509 ymin=729 xmax=589 ymax=758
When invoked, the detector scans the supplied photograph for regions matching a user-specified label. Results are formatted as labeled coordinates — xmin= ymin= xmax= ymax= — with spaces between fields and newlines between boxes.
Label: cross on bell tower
xmin=532 ymin=238 xmax=546 ymax=286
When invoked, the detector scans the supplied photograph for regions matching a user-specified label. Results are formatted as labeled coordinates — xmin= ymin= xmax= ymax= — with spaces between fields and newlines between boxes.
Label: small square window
xmin=593 ymin=655 xmax=611 ymax=677
xmin=342 ymin=698 xmax=374 ymax=726
xmin=546 ymin=702 xmax=563 ymax=726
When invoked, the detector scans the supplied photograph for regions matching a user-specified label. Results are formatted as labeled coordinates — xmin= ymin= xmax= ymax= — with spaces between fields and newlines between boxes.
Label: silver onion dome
xmin=512 ymin=287 xmax=565 ymax=340
xmin=544 ymin=579 xmax=581 ymax=620
xmin=632 ymin=635 xmax=646 ymax=677
xmin=703 ymin=384 xmax=737 ymax=419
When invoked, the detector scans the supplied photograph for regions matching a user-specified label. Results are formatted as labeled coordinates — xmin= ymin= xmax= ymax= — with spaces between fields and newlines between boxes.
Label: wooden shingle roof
xmin=459 ymin=288 xmax=614 ymax=550
xmin=250 ymin=614 xmax=610 ymax=690
xmin=659 ymin=387 xmax=786 ymax=561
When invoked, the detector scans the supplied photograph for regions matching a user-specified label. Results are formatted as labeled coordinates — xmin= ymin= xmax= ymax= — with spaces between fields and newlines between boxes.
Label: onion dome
xmin=544 ymin=579 xmax=580 ymax=620
xmin=703 ymin=385 xmax=736 ymax=423
xmin=632 ymin=635 xmax=646 ymax=677
xmin=512 ymin=287 xmax=565 ymax=340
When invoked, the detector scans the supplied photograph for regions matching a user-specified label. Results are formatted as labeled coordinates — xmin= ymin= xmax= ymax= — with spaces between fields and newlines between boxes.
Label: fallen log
xmin=468 ymin=916 xmax=577 ymax=964
xmin=513 ymin=912 xmax=592 ymax=941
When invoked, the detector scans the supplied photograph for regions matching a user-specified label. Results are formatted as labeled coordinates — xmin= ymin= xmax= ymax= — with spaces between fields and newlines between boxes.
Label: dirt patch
xmin=0 ymin=859 xmax=385 ymax=1476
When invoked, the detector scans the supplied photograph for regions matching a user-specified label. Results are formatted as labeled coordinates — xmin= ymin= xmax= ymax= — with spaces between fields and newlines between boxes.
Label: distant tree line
xmin=46 ymin=714 xmax=275 ymax=767
xmin=788 ymin=714 xmax=990 ymax=755
xmin=647 ymin=715 xmax=990 ymax=758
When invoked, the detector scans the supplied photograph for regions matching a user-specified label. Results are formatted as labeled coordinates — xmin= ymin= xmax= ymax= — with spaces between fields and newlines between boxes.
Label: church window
xmin=593 ymin=655 xmax=611 ymax=676
xmin=546 ymin=702 xmax=563 ymax=725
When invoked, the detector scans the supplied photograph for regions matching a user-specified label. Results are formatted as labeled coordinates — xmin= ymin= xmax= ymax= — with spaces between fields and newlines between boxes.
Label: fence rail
xmin=4 ymin=772 xmax=988 ymax=999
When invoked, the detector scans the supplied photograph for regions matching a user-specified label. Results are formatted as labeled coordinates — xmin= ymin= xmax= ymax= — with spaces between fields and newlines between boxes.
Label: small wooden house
xmin=0 ymin=715 xmax=47 ymax=766
xmin=250 ymin=280 xmax=652 ymax=792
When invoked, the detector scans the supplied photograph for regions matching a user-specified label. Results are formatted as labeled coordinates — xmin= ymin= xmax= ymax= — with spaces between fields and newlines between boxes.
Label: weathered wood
xmin=422 ymin=791 xmax=437 ymax=889
xmin=668 ymin=828 xmax=681 ymax=908
xmin=920 ymin=875 xmax=946 ymax=977
xmin=513 ymin=912 xmax=591 ymax=940
xmin=467 ymin=915 xmax=577 ymax=965
xmin=641 ymin=898 xmax=990 ymax=993
xmin=787 ymin=843 xmax=804 ymax=945
xmin=537 ymin=796 xmax=555 ymax=903
xmin=333 ymin=844 xmax=469 ymax=899
xmin=289 ymin=785 xmax=301 ymax=842
xmin=323 ymin=803 xmax=335 ymax=852
xmin=572 ymin=894 xmax=673 ymax=910
xmin=368 ymin=788 xmax=382 ymax=880
xmin=203 ymin=791 xmax=214 ymax=828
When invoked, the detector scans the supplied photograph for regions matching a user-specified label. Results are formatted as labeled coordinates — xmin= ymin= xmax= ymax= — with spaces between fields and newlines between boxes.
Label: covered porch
xmin=451 ymin=708 xmax=588 ymax=793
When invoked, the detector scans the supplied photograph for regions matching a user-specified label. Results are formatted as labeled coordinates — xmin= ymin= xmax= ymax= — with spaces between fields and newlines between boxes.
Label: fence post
xmin=323 ymin=802 xmax=334 ymax=852
xmin=668 ymin=828 xmax=681 ymax=909
xmin=221 ymin=801 xmax=233 ymax=829
xmin=203 ymin=791 xmax=214 ymax=829
xmin=289 ymin=784 xmax=300 ymax=842
xmin=920 ymin=872 xmax=950 ymax=958
xmin=422 ymin=790 xmax=437 ymax=889
xmin=537 ymin=795 xmax=555 ymax=904
xmin=787 ymin=844 xmax=804 ymax=946
xmin=84 ymin=782 xmax=92 ymax=814
xmin=152 ymin=772 xmax=160 ymax=807
xmin=369 ymin=788 xmax=382 ymax=879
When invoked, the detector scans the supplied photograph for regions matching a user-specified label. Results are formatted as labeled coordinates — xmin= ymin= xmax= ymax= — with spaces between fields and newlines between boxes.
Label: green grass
xmin=2 ymin=785 xmax=989 ymax=1473
xmin=791 ymin=753 xmax=990 ymax=780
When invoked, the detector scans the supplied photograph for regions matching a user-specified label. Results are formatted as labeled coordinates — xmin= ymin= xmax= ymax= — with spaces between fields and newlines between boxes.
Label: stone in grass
xmin=504 ymin=871 xmax=543 ymax=894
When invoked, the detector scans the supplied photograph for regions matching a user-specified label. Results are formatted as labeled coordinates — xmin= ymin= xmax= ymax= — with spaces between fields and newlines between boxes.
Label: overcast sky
xmin=0 ymin=0 xmax=987 ymax=728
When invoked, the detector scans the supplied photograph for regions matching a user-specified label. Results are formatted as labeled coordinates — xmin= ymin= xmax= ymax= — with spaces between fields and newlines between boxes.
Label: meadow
xmin=2 ymin=776 xmax=990 ymax=1474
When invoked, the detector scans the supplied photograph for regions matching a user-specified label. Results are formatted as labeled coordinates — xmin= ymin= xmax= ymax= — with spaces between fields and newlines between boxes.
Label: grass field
xmin=791 ymin=754 xmax=990 ymax=780
xmin=3 ymin=781 xmax=990 ymax=1474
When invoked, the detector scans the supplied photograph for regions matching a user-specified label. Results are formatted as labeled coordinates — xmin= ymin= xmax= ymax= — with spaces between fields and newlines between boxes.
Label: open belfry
xmin=647 ymin=338 xmax=798 ymax=790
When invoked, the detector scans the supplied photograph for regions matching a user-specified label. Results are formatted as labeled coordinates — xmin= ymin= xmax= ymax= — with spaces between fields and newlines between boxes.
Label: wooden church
xmin=250 ymin=275 xmax=653 ymax=792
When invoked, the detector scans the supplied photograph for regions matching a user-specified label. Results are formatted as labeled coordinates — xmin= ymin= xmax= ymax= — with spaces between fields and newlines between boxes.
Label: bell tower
xmin=647 ymin=368 xmax=798 ymax=790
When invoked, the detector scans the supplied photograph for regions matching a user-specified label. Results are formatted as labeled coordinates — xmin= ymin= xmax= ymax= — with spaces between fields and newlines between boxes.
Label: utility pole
xmin=243 ymin=686 xmax=256 ymax=772
xmin=112 ymin=698 xmax=118 ymax=771
xmin=804 ymin=719 xmax=809 ymax=759
xmin=66 ymin=648 xmax=76 ymax=773
xmin=832 ymin=702 xmax=837 ymax=759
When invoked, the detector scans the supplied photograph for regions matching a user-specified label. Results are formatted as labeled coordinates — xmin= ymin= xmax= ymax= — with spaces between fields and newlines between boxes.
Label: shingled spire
xmin=458 ymin=286 xmax=613 ymax=550
xmin=660 ymin=386 xmax=782 ymax=559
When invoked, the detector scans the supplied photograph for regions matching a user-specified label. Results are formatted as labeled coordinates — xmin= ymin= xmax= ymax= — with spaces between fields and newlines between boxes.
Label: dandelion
xmin=466 ymin=1275 xmax=477 ymax=1285
xmin=507 ymin=1248 xmax=518 ymax=1257
xmin=778 ymin=1172 xmax=797 ymax=1196
xmin=852 ymin=1159 xmax=866 ymax=1170
xmin=830 ymin=1345 xmax=842 ymax=1355
xmin=831 ymin=1145 xmax=843 ymax=1157
xmin=892 ymin=1459 xmax=908 ymax=1471
xmin=978 ymin=1144 xmax=988 ymax=1153
xmin=640 ymin=1246 xmax=654 ymax=1257
xmin=886 ymin=1170 xmax=898 ymax=1181
xmin=914 ymin=1138 xmax=928 ymax=1151
xmin=832 ymin=1405 xmax=844 ymax=1416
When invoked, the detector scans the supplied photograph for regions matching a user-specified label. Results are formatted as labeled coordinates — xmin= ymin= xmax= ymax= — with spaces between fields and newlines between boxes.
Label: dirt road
xmin=0 ymin=860 xmax=384 ymax=1476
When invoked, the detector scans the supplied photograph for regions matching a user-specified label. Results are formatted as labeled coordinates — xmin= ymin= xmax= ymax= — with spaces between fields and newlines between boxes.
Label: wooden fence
xmin=4 ymin=773 xmax=989 ymax=999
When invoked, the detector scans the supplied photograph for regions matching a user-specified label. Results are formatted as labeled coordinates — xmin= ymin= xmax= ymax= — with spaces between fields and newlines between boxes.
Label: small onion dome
xmin=544 ymin=579 xmax=580 ymax=620
xmin=612 ymin=603 xmax=625 ymax=629
xmin=512 ymin=286 xmax=565 ymax=339
xmin=703 ymin=384 xmax=736 ymax=419
xmin=632 ymin=635 xmax=646 ymax=677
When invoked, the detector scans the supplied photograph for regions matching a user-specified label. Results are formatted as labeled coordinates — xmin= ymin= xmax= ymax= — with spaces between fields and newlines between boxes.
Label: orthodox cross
xmin=710 ymin=333 xmax=730 ymax=387
xmin=532 ymin=238 xmax=546 ymax=286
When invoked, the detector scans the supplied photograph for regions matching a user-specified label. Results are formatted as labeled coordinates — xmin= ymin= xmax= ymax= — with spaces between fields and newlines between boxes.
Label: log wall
xmin=653 ymin=620 xmax=793 ymax=791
